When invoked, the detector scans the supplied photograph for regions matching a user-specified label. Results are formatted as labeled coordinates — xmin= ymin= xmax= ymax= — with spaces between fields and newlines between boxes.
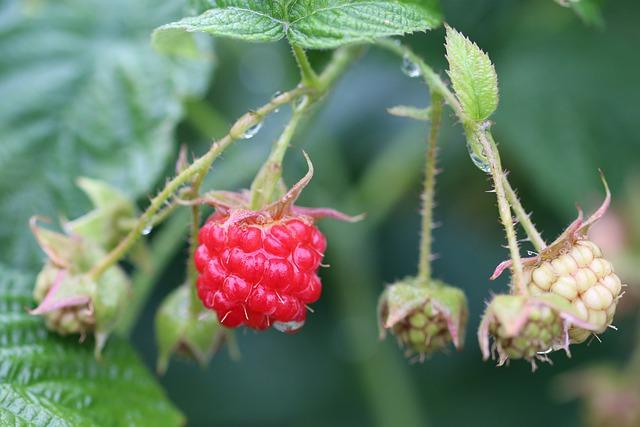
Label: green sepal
xmin=155 ymin=285 xmax=226 ymax=374
xmin=64 ymin=177 xmax=137 ymax=251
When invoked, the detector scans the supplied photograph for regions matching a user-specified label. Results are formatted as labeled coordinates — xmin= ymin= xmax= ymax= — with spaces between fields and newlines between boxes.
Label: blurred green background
xmin=2 ymin=0 xmax=639 ymax=426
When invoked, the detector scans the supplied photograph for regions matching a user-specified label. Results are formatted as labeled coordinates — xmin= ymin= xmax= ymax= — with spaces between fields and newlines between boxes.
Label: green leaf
xmin=445 ymin=25 xmax=499 ymax=121
xmin=153 ymin=0 xmax=442 ymax=51
xmin=0 ymin=264 xmax=183 ymax=426
xmin=0 ymin=0 xmax=213 ymax=270
xmin=286 ymin=0 xmax=442 ymax=49
xmin=153 ymin=1 xmax=286 ymax=55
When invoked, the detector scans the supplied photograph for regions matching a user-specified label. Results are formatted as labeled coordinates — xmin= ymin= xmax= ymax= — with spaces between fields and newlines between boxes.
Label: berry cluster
xmin=195 ymin=212 xmax=327 ymax=333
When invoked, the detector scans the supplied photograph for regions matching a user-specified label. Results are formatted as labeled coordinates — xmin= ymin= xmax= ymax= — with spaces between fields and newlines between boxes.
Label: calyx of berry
xmin=188 ymin=152 xmax=363 ymax=224
xmin=30 ymin=217 xmax=130 ymax=356
xmin=378 ymin=278 xmax=468 ymax=359
xmin=478 ymin=293 xmax=598 ymax=369
xmin=63 ymin=177 xmax=137 ymax=251
xmin=155 ymin=285 xmax=226 ymax=374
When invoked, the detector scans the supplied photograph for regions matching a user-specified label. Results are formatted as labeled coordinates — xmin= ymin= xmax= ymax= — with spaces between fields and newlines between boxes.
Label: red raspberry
xmin=195 ymin=214 xmax=326 ymax=333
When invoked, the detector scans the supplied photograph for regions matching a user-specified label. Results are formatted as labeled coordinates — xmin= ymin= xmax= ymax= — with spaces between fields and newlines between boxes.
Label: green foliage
xmin=445 ymin=25 xmax=499 ymax=122
xmin=0 ymin=264 xmax=183 ymax=426
xmin=0 ymin=0 xmax=212 ymax=270
xmin=153 ymin=0 xmax=442 ymax=52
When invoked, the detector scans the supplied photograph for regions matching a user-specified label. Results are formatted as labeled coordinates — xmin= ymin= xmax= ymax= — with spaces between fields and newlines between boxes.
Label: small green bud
xmin=155 ymin=285 xmax=227 ymax=374
xmin=63 ymin=177 xmax=137 ymax=251
xmin=30 ymin=218 xmax=130 ymax=357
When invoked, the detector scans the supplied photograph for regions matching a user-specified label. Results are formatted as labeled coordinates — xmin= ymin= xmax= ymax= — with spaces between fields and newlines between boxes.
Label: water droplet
xmin=273 ymin=320 xmax=305 ymax=333
xmin=242 ymin=121 xmax=263 ymax=139
xmin=272 ymin=91 xmax=283 ymax=113
xmin=466 ymin=142 xmax=491 ymax=173
xmin=401 ymin=55 xmax=421 ymax=78
xmin=141 ymin=224 xmax=153 ymax=235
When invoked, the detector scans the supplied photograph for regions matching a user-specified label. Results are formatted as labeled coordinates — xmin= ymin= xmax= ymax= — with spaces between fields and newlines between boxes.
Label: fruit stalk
xmin=503 ymin=176 xmax=546 ymax=251
xmin=377 ymin=39 xmax=546 ymax=249
xmin=477 ymin=129 xmax=525 ymax=292
xmin=292 ymin=44 xmax=319 ymax=88
xmin=417 ymin=92 xmax=443 ymax=283
xmin=249 ymin=95 xmax=310 ymax=209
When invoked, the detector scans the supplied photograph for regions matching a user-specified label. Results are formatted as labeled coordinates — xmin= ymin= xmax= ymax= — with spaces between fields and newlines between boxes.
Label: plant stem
xmin=478 ymin=129 xmax=525 ymax=293
xmin=249 ymin=96 xmax=310 ymax=209
xmin=503 ymin=176 xmax=546 ymax=252
xmin=378 ymin=39 xmax=540 ymax=286
xmin=88 ymin=86 xmax=308 ymax=281
xmin=292 ymin=44 xmax=319 ymax=88
xmin=417 ymin=92 xmax=443 ymax=283
xmin=115 ymin=209 xmax=190 ymax=336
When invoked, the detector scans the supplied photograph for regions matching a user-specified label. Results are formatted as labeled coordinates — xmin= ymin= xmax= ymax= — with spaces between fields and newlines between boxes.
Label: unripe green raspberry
xmin=34 ymin=264 xmax=96 ymax=336
xmin=478 ymin=294 xmax=596 ymax=368
xmin=30 ymin=218 xmax=130 ymax=356
xmin=378 ymin=278 xmax=467 ymax=359
xmin=391 ymin=299 xmax=452 ymax=354
xmin=526 ymin=239 xmax=622 ymax=343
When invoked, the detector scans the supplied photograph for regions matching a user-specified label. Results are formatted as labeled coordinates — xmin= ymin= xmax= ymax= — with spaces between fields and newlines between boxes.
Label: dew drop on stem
xmin=401 ymin=55 xmax=421 ymax=78
xmin=242 ymin=121 xmax=263 ymax=139
xmin=141 ymin=224 xmax=153 ymax=236
xmin=466 ymin=142 xmax=491 ymax=173
xmin=271 ymin=91 xmax=282 ymax=113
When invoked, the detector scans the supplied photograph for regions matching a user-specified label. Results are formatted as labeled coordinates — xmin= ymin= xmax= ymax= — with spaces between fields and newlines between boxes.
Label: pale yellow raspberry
xmin=526 ymin=239 xmax=622 ymax=343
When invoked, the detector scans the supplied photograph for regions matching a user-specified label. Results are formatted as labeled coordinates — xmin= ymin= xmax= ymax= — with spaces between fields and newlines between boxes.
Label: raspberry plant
xmin=0 ymin=0 xmax=633 ymax=425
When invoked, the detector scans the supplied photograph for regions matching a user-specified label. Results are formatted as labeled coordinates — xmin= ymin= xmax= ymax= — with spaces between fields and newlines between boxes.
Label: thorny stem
xmin=503 ymin=177 xmax=547 ymax=252
xmin=87 ymin=46 xmax=361 ymax=282
xmin=249 ymin=96 xmax=310 ymax=209
xmin=417 ymin=92 xmax=443 ymax=283
xmin=87 ymin=88 xmax=306 ymax=281
xmin=478 ymin=129 xmax=525 ymax=293
xmin=378 ymin=39 xmax=540 ymax=284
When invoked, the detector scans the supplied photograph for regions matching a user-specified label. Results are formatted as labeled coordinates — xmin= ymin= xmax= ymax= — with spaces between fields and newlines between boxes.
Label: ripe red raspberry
xmin=191 ymin=154 xmax=360 ymax=333
xmin=195 ymin=214 xmax=326 ymax=333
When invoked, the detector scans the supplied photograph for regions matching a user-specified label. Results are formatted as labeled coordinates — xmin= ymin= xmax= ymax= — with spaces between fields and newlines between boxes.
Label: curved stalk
xmin=417 ymin=92 xmax=443 ymax=282
xmin=249 ymin=96 xmax=310 ymax=209
xmin=503 ymin=177 xmax=546 ymax=251
xmin=88 ymin=86 xmax=308 ymax=281
xmin=478 ymin=130 xmax=525 ymax=293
